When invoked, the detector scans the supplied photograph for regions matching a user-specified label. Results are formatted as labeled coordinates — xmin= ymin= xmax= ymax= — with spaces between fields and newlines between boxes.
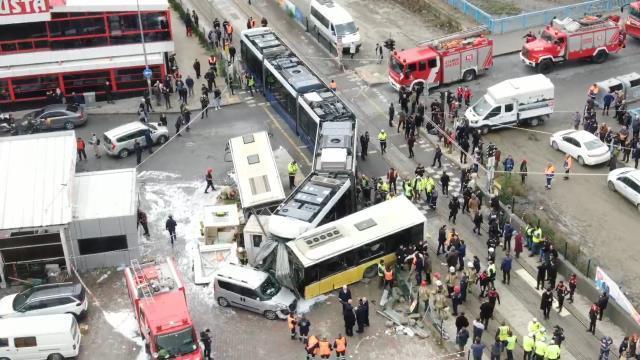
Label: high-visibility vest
xmin=404 ymin=182 xmax=414 ymax=198
xmin=335 ymin=336 xmax=346 ymax=352
xmin=522 ymin=335 xmax=534 ymax=352
xmin=534 ymin=340 xmax=547 ymax=355
xmin=287 ymin=314 xmax=296 ymax=329
xmin=318 ymin=340 xmax=331 ymax=356
xmin=307 ymin=336 xmax=319 ymax=351
xmin=378 ymin=132 xmax=388 ymax=141
xmin=498 ymin=325 xmax=510 ymax=341
xmin=528 ymin=321 xmax=540 ymax=334
xmin=384 ymin=269 xmax=393 ymax=281
xmin=288 ymin=162 xmax=298 ymax=175
xmin=506 ymin=335 xmax=517 ymax=350
xmin=377 ymin=263 xmax=385 ymax=276
xmin=525 ymin=225 xmax=533 ymax=238
xmin=532 ymin=228 xmax=543 ymax=244
xmin=545 ymin=344 xmax=560 ymax=359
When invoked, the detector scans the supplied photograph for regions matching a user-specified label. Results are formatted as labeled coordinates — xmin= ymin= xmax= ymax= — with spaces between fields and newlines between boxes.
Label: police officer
xmin=378 ymin=129 xmax=388 ymax=154
xmin=534 ymin=336 xmax=547 ymax=360
xmin=523 ymin=332 xmax=535 ymax=360
xmin=505 ymin=330 xmax=517 ymax=360
xmin=545 ymin=341 xmax=561 ymax=360
xmin=288 ymin=160 xmax=299 ymax=189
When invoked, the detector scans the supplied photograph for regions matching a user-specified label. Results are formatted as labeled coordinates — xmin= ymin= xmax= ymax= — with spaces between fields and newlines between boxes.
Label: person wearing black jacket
xmin=338 ymin=285 xmax=352 ymax=304
xmin=448 ymin=196 xmax=460 ymax=224
xmin=436 ymin=225 xmax=447 ymax=255
xmin=343 ymin=299 xmax=356 ymax=336
xmin=440 ymin=171 xmax=450 ymax=197
xmin=536 ymin=262 xmax=548 ymax=290
xmin=455 ymin=312 xmax=469 ymax=334
xmin=540 ymin=287 xmax=554 ymax=320
xmin=359 ymin=132 xmax=369 ymax=161
xmin=361 ymin=298 xmax=369 ymax=327
xmin=200 ymin=328 xmax=212 ymax=360
xmin=165 ymin=215 xmax=177 ymax=246
xmin=597 ymin=292 xmax=609 ymax=321
xmin=355 ymin=300 xmax=366 ymax=333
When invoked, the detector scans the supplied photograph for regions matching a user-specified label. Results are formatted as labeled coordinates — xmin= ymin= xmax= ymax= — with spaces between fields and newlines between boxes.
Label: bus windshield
xmin=259 ymin=274 xmax=281 ymax=300
xmin=156 ymin=327 xmax=198 ymax=357
xmin=471 ymin=97 xmax=493 ymax=116
xmin=389 ymin=57 xmax=404 ymax=75
xmin=335 ymin=22 xmax=357 ymax=36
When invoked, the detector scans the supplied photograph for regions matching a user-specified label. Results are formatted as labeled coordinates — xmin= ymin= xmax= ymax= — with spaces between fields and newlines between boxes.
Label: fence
xmin=447 ymin=0 xmax=631 ymax=34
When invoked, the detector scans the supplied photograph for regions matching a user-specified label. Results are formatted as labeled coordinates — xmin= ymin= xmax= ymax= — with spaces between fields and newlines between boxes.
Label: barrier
xmin=447 ymin=0 xmax=631 ymax=34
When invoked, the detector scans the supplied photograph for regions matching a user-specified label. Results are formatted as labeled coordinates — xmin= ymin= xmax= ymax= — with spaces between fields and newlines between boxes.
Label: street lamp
xmin=136 ymin=0 xmax=153 ymax=98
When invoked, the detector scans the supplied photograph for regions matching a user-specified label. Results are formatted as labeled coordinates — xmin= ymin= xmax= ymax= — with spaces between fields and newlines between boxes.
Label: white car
xmin=0 ymin=283 xmax=88 ymax=319
xmin=549 ymin=129 xmax=611 ymax=165
xmin=607 ymin=168 xmax=640 ymax=211
xmin=103 ymin=121 xmax=169 ymax=158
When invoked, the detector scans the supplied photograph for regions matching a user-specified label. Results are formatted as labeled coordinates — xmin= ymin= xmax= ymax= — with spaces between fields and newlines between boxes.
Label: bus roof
xmin=229 ymin=131 xmax=285 ymax=209
xmin=287 ymin=196 xmax=426 ymax=267
xmin=0 ymin=314 xmax=75 ymax=338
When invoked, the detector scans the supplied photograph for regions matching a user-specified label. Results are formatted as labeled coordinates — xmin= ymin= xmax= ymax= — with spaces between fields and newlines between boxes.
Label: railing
xmin=447 ymin=0 xmax=631 ymax=34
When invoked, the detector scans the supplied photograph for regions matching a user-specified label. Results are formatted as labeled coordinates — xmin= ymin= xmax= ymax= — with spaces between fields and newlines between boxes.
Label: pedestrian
xmin=104 ymin=80 xmax=114 ymax=104
xmin=333 ymin=333 xmax=347 ymax=360
xmin=200 ymin=92 xmax=210 ymax=118
xmin=470 ymin=338 xmax=486 ymax=360
xmin=573 ymin=111 xmax=582 ymax=130
xmin=456 ymin=326 xmax=470 ymax=357
xmin=89 ymin=133 xmax=101 ymax=158
xmin=432 ymin=143 xmax=443 ymax=167
xmin=212 ymin=87 xmax=222 ymax=110
xmin=361 ymin=297 xmax=369 ymax=327
xmin=298 ymin=315 xmax=310 ymax=343
xmin=472 ymin=317 xmax=484 ymax=341
xmin=568 ymin=273 xmax=577 ymax=303
xmin=501 ymin=252 xmax=512 ymax=285
xmin=600 ymin=336 xmax=613 ymax=360
xmin=134 ymin=140 xmax=143 ymax=165
xmin=536 ymin=262 xmax=547 ymax=290
xmin=137 ymin=209 xmax=150 ymax=236
xmin=472 ymin=211 xmax=483 ymax=235
xmin=375 ymin=42 xmax=383 ymax=64
xmin=144 ymin=129 xmax=154 ymax=154
xmin=229 ymin=44 xmax=236 ymax=63
xmin=343 ymin=299 xmax=356 ymax=336
xmin=191 ymin=10 xmax=199 ymax=28
xmin=193 ymin=58 xmax=201 ymax=79
xmin=378 ymin=129 xmax=388 ymax=154
xmin=359 ymin=131 xmax=369 ymax=160
xmin=479 ymin=299 xmax=492 ymax=328
xmin=166 ymin=215 xmax=177 ymax=246
xmin=448 ymin=196 xmax=460 ymax=224
xmin=200 ymin=328 xmax=212 ymax=360
xmin=349 ymin=42 xmax=356 ymax=59
xmin=329 ymin=79 xmax=337 ymax=92
xmin=76 ymin=137 xmax=87 ymax=161
xmin=388 ymin=103 xmax=395 ymax=127
xmin=547 ymin=259 xmax=558 ymax=288
xmin=204 ymin=168 xmax=215 ymax=193
xmin=184 ymin=12 xmax=193 ymax=36
xmin=520 ymin=159 xmax=528 ymax=183
xmin=162 ymin=86 xmax=171 ymax=109
xmin=544 ymin=162 xmax=555 ymax=190
xmin=455 ymin=312 xmax=469 ymax=334
xmin=186 ymin=75 xmax=195 ymax=97
xmin=514 ymin=231 xmax=523 ymax=258
xmin=541 ymin=287 xmax=553 ymax=319
xmin=490 ymin=338 xmax=501 ymax=360
xmin=288 ymin=160 xmax=299 ymax=190
xmin=603 ymin=90 xmax=614 ymax=116
xmin=588 ymin=303 xmax=599 ymax=334
xmin=597 ymin=292 xmax=609 ymax=321
xmin=503 ymin=154 xmax=514 ymax=174
xmin=407 ymin=133 xmax=415 ymax=158
xmin=619 ymin=336 xmax=629 ymax=358
xmin=441 ymin=171 xmax=450 ymax=197
xmin=355 ymin=299 xmax=366 ymax=333
xmin=174 ymin=114 xmax=183 ymax=137
xmin=563 ymin=154 xmax=572 ymax=180
xmin=338 ymin=284 xmax=352 ymax=304
xmin=555 ymin=281 xmax=568 ymax=312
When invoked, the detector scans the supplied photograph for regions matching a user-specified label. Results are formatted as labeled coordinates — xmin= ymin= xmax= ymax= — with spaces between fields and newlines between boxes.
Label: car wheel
xmin=118 ymin=149 xmax=130 ymax=158
xmin=551 ymin=141 xmax=559 ymax=150
xmin=217 ymin=297 xmax=229 ymax=307
xmin=157 ymin=135 xmax=168 ymax=145
xmin=47 ymin=354 xmax=64 ymax=360
xmin=577 ymin=156 xmax=585 ymax=166
xmin=264 ymin=310 xmax=278 ymax=320
xmin=537 ymin=59 xmax=553 ymax=74
xmin=64 ymin=121 xmax=75 ymax=130
xmin=363 ymin=265 xmax=377 ymax=278
xmin=592 ymin=50 xmax=608 ymax=64
xmin=608 ymin=181 xmax=616 ymax=192
xmin=462 ymin=69 xmax=476 ymax=82
xmin=529 ymin=117 xmax=540 ymax=127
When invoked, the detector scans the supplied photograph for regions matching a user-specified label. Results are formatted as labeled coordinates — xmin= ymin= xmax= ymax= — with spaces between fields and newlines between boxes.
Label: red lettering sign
xmin=445 ymin=58 xmax=460 ymax=68
xmin=465 ymin=54 xmax=474 ymax=61
xmin=0 ymin=0 xmax=50 ymax=16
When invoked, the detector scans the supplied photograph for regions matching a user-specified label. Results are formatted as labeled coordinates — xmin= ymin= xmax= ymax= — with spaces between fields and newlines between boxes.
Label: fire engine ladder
xmin=417 ymin=25 xmax=488 ymax=48
xmin=131 ymin=259 xmax=155 ymax=302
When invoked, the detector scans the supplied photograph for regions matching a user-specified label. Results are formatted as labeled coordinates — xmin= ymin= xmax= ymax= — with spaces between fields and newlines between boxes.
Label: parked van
xmin=213 ymin=263 xmax=297 ymax=320
xmin=465 ymin=74 xmax=555 ymax=133
xmin=309 ymin=0 xmax=361 ymax=53
xmin=0 ymin=313 xmax=81 ymax=360
xmin=102 ymin=121 xmax=169 ymax=158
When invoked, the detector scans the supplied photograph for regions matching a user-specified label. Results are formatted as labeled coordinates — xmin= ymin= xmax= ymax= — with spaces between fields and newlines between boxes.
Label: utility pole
xmin=136 ymin=0 xmax=153 ymax=97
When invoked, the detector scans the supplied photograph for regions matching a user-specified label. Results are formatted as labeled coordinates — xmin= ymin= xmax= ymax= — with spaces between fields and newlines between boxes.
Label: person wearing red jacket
xmin=76 ymin=137 xmax=87 ymax=161
xmin=463 ymin=86 xmax=473 ymax=107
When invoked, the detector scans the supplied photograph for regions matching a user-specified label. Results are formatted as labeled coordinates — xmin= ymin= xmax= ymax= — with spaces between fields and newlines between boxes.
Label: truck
xmin=520 ymin=15 xmax=624 ymax=74
xmin=464 ymin=74 xmax=555 ymax=133
xmin=388 ymin=26 xmax=493 ymax=92
xmin=622 ymin=1 xmax=640 ymax=38
xmin=124 ymin=258 xmax=202 ymax=360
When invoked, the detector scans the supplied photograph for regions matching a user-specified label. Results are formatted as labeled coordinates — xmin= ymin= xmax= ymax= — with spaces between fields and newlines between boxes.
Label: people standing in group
xmin=343 ymin=299 xmax=356 ymax=337
xmin=287 ymin=312 xmax=298 ymax=340
xmin=166 ymin=215 xmax=177 ymax=246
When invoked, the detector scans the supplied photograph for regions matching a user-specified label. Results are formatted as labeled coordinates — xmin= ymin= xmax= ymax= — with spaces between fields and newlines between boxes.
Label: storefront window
xmin=0 ymin=22 xmax=47 ymax=42
xmin=115 ymin=66 xmax=161 ymax=90
xmin=63 ymin=71 xmax=110 ymax=94
xmin=0 ymin=80 xmax=10 ymax=101
xmin=12 ymin=75 xmax=60 ymax=100
xmin=49 ymin=17 xmax=107 ymax=38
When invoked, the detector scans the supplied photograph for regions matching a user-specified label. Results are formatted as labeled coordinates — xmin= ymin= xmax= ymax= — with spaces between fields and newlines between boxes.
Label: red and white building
xmin=0 ymin=0 xmax=174 ymax=105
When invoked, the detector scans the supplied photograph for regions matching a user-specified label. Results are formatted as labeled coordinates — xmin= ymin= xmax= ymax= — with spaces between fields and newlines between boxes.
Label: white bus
xmin=229 ymin=131 xmax=286 ymax=210
xmin=287 ymin=196 xmax=426 ymax=299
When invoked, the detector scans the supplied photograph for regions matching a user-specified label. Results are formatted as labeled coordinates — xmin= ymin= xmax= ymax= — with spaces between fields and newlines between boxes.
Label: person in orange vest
xmin=329 ymin=79 xmax=337 ymax=92
xmin=287 ymin=311 xmax=298 ymax=340
xmin=544 ymin=162 xmax=556 ymax=190
xmin=226 ymin=23 xmax=234 ymax=42
xmin=563 ymin=154 xmax=572 ymax=180
xmin=305 ymin=334 xmax=319 ymax=359
xmin=317 ymin=336 xmax=332 ymax=359
xmin=333 ymin=334 xmax=347 ymax=360
xmin=384 ymin=265 xmax=394 ymax=290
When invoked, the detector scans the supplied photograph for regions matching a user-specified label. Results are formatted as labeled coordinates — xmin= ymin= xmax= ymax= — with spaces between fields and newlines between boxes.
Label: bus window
xmin=319 ymin=258 xmax=347 ymax=279
xmin=355 ymin=240 xmax=385 ymax=262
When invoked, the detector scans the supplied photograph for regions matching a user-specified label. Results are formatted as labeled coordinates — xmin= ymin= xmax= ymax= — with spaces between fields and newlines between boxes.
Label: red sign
xmin=0 ymin=0 xmax=50 ymax=16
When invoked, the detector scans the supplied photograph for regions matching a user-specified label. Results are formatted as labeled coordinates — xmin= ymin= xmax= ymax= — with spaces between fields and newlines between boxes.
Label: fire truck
xmin=622 ymin=1 xmax=640 ymax=38
xmin=124 ymin=258 xmax=202 ymax=360
xmin=520 ymin=15 xmax=624 ymax=74
xmin=388 ymin=26 xmax=493 ymax=92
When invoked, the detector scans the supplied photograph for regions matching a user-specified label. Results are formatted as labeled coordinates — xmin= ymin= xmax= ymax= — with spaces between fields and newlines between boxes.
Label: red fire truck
xmin=520 ymin=15 xmax=624 ymax=74
xmin=622 ymin=2 xmax=640 ymax=38
xmin=388 ymin=26 xmax=493 ymax=92
xmin=124 ymin=258 xmax=202 ymax=360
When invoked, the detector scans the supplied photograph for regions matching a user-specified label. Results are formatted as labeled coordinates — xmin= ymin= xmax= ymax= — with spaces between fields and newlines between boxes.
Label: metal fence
xmin=447 ymin=0 xmax=630 ymax=34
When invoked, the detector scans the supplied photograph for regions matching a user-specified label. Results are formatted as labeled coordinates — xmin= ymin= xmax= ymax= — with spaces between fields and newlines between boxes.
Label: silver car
xmin=20 ymin=104 xmax=87 ymax=133
xmin=102 ymin=121 xmax=169 ymax=158
xmin=214 ymin=263 xmax=297 ymax=320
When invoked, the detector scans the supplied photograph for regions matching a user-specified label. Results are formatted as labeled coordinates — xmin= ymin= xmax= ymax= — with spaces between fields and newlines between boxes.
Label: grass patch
xmin=395 ymin=0 xmax=463 ymax=33
xmin=469 ymin=0 xmax=521 ymax=16
xmin=495 ymin=173 xmax=527 ymax=206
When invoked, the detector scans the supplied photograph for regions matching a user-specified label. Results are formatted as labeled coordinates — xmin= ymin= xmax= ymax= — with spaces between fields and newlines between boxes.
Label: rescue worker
xmin=588 ymin=302 xmax=599 ymax=334
xmin=545 ymin=341 xmax=561 ymax=360
xmin=418 ymin=280 xmax=430 ymax=313
xmin=306 ymin=334 xmax=319 ymax=359
xmin=318 ymin=336 xmax=332 ymax=359
xmin=523 ymin=332 xmax=535 ymax=360
xmin=333 ymin=334 xmax=347 ymax=360
xmin=288 ymin=160 xmax=299 ymax=190
xmin=496 ymin=321 xmax=510 ymax=351
xmin=534 ymin=335 xmax=547 ymax=360
xmin=433 ymin=280 xmax=448 ymax=322
xmin=377 ymin=259 xmax=385 ymax=288
xmin=287 ymin=312 xmax=298 ymax=340
xmin=568 ymin=273 xmax=577 ymax=303
xmin=205 ymin=168 xmax=215 ymax=193
xmin=505 ymin=330 xmax=517 ymax=360
xmin=378 ymin=129 xmax=388 ymax=154
xmin=298 ymin=315 xmax=311 ymax=344
xmin=555 ymin=280 xmax=569 ymax=312
xmin=563 ymin=154 xmax=572 ymax=180
xmin=402 ymin=177 xmax=414 ymax=201
xmin=383 ymin=265 xmax=394 ymax=289
xmin=545 ymin=162 xmax=556 ymax=190
xmin=528 ymin=318 xmax=542 ymax=335
xmin=531 ymin=225 xmax=543 ymax=257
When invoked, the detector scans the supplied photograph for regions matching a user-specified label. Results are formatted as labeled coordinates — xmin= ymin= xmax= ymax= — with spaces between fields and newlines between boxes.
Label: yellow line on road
xmin=263 ymin=105 xmax=312 ymax=166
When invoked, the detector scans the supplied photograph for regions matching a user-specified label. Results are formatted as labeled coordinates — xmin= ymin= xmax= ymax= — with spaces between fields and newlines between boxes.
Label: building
xmin=0 ymin=131 xmax=139 ymax=288
xmin=0 ymin=0 xmax=174 ymax=106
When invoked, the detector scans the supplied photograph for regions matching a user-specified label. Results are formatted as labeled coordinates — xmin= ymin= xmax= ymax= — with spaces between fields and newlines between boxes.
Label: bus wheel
xmin=537 ymin=59 xmax=553 ymax=74
xmin=363 ymin=265 xmax=378 ymax=278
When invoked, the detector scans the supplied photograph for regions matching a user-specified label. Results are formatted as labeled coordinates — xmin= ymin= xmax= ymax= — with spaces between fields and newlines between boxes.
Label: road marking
xmin=368 ymin=150 xmax=378 ymax=154
xmin=515 ymin=269 xmax=571 ymax=317
xmin=398 ymin=144 xmax=407 ymax=148
xmin=263 ymin=106 xmax=311 ymax=166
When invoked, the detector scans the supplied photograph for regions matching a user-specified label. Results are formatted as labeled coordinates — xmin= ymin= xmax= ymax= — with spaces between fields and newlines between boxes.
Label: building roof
xmin=0 ymin=131 xmax=76 ymax=230
xmin=72 ymin=169 xmax=137 ymax=221
xmin=53 ymin=0 xmax=169 ymax=12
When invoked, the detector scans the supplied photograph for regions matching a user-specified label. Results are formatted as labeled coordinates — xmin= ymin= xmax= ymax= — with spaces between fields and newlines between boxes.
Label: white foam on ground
xmin=297 ymin=294 xmax=331 ymax=314
xmin=102 ymin=310 xmax=148 ymax=360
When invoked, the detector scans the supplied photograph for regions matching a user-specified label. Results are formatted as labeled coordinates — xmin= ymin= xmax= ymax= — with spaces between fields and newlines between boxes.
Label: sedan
xmin=20 ymin=104 xmax=87 ymax=133
xmin=549 ymin=129 xmax=611 ymax=165
xmin=608 ymin=168 xmax=640 ymax=211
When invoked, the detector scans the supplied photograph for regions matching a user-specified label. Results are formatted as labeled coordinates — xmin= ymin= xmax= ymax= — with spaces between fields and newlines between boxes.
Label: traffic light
xmin=384 ymin=38 xmax=395 ymax=51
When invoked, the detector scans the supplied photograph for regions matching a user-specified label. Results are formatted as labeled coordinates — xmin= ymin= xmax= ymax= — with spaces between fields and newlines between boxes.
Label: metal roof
xmin=72 ymin=168 xmax=137 ymax=221
xmin=0 ymin=131 xmax=76 ymax=230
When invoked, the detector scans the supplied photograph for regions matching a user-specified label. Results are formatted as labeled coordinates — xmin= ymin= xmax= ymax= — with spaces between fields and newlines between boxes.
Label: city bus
xmin=286 ymin=196 xmax=426 ymax=299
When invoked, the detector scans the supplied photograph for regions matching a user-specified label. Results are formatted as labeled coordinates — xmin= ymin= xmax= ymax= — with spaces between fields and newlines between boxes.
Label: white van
xmin=465 ymin=74 xmax=555 ymax=133
xmin=309 ymin=0 xmax=361 ymax=53
xmin=0 ymin=314 xmax=81 ymax=360
xmin=102 ymin=121 xmax=169 ymax=158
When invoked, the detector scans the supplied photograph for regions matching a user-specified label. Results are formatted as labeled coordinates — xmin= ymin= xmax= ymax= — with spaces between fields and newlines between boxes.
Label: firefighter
xmin=333 ymin=334 xmax=347 ymax=360
xmin=306 ymin=334 xmax=319 ymax=359
xmin=318 ymin=336 xmax=332 ymax=359
xmin=287 ymin=312 xmax=298 ymax=340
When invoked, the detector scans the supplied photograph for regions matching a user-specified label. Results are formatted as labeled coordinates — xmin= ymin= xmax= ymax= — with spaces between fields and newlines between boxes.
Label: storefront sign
xmin=595 ymin=266 xmax=640 ymax=326
xmin=0 ymin=0 xmax=51 ymax=25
